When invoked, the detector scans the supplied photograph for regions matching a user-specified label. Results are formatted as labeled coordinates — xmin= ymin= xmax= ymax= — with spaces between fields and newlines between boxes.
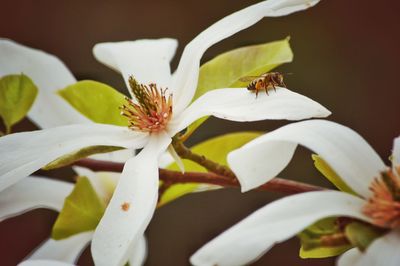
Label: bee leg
xmin=272 ymin=83 xmax=276 ymax=92
xmin=255 ymin=90 xmax=259 ymax=98
xmin=281 ymin=81 xmax=287 ymax=88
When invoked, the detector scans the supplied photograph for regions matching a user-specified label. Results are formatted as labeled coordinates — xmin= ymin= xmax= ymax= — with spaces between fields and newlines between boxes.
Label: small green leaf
xmin=184 ymin=38 xmax=293 ymax=137
xmin=58 ymin=80 xmax=128 ymax=126
xmin=52 ymin=177 xmax=105 ymax=240
xmin=300 ymin=244 xmax=352 ymax=259
xmin=194 ymin=37 xmax=293 ymax=100
xmin=312 ymin=154 xmax=357 ymax=195
xmin=158 ymin=183 xmax=202 ymax=206
xmin=43 ymin=145 xmax=123 ymax=170
xmin=0 ymin=74 xmax=38 ymax=133
xmin=298 ymin=218 xmax=352 ymax=258
xmin=344 ymin=222 xmax=383 ymax=251
xmin=158 ymin=132 xmax=262 ymax=206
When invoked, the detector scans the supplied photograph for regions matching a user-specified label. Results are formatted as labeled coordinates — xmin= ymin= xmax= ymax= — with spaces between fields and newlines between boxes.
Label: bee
xmin=239 ymin=72 xmax=286 ymax=97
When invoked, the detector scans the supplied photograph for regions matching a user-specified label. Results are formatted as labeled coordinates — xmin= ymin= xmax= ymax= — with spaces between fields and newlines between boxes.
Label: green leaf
xmin=300 ymin=244 xmax=352 ymax=259
xmin=312 ymin=154 xmax=357 ymax=195
xmin=43 ymin=145 xmax=123 ymax=170
xmin=298 ymin=218 xmax=352 ymax=258
xmin=0 ymin=74 xmax=38 ymax=133
xmin=183 ymin=38 xmax=293 ymax=137
xmin=52 ymin=177 xmax=105 ymax=240
xmin=344 ymin=222 xmax=383 ymax=251
xmin=158 ymin=132 xmax=262 ymax=206
xmin=58 ymin=80 xmax=128 ymax=126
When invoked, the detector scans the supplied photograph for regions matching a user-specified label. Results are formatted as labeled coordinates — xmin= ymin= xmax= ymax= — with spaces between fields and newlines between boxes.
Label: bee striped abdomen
xmin=247 ymin=80 xmax=258 ymax=91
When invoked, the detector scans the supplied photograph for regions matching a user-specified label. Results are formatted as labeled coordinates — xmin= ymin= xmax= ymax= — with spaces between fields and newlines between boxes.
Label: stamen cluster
xmin=363 ymin=167 xmax=400 ymax=229
xmin=120 ymin=77 xmax=173 ymax=133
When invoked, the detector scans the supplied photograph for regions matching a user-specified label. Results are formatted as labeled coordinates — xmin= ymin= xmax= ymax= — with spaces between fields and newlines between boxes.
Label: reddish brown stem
xmin=74 ymin=158 xmax=325 ymax=195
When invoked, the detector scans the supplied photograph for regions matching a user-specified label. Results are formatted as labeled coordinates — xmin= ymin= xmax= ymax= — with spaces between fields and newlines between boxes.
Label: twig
xmin=74 ymin=158 xmax=325 ymax=195
xmin=171 ymin=138 xmax=236 ymax=179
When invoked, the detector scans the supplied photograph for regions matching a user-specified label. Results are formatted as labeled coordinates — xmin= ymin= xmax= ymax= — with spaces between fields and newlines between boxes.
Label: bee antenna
xmin=284 ymin=72 xmax=293 ymax=75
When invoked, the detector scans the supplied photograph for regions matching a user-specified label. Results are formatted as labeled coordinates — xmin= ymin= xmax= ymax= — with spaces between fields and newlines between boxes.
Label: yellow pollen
xmin=363 ymin=168 xmax=400 ymax=229
xmin=120 ymin=77 xmax=173 ymax=133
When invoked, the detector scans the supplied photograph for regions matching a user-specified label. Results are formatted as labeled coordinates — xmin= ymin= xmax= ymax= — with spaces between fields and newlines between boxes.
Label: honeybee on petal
xmin=239 ymin=72 xmax=287 ymax=97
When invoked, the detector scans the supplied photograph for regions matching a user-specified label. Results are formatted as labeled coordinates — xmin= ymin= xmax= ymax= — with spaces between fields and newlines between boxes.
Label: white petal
xmin=337 ymin=249 xmax=363 ymax=266
xmin=0 ymin=176 xmax=72 ymax=221
xmin=128 ymin=236 xmax=148 ymax=266
xmin=172 ymin=0 xmax=321 ymax=114
xmin=91 ymin=133 xmax=171 ymax=266
xmin=158 ymin=150 xmax=174 ymax=168
xmin=167 ymin=145 xmax=185 ymax=173
xmin=190 ymin=191 xmax=371 ymax=266
xmin=27 ymin=232 xmax=93 ymax=263
xmin=93 ymin=39 xmax=177 ymax=94
xmin=0 ymin=39 xmax=89 ymax=128
xmin=169 ymin=87 xmax=330 ymax=134
xmin=0 ymin=124 xmax=148 ymax=192
xmin=228 ymin=120 xmax=386 ymax=195
xmin=338 ymin=230 xmax=400 ymax=266
xmin=18 ymin=260 xmax=75 ymax=266
xmin=392 ymin=136 xmax=400 ymax=167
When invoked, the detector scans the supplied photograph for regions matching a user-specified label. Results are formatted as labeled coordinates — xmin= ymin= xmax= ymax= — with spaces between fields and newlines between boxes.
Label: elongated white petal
xmin=0 ymin=124 xmax=148 ymax=192
xmin=172 ymin=0 xmax=321 ymax=114
xmin=337 ymin=249 xmax=363 ymax=266
xmin=128 ymin=236 xmax=148 ymax=266
xmin=191 ymin=191 xmax=371 ymax=266
xmin=0 ymin=39 xmax=89 ymax=128
xmin=91 ymin=133 xmax=171 ymax=266
xmin=18 ymin=261 xmax=75 ymax=266
xmin=93 ymin=39 xmax=177 ymax=94
xmin=228 ymin=120 xmax=386 ymax=195
xmin=169 ymin=87 xmax=330 ymax=134
xmin=0 ymin=176 xmax=72 ymax=221
xmin=27 ymin=232 xmax=93 ymax=263
xmin=337 ymin=230 xmax=400 ymax=266
xmin=393 ymin=136 xmax=400 ymax=167
xmin=167 ymin=145 xmax=185 ymax=173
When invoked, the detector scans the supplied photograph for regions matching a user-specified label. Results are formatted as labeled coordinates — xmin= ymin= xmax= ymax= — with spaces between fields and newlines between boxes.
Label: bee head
xmin=272 ymin=73 xmax=285 ymax=87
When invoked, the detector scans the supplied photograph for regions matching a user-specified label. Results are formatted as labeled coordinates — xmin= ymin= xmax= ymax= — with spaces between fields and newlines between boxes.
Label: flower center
xmin=363 ymin=167 xmax=400 ymax=229
xmin=120 ymin=77 xmax=173 ymax=133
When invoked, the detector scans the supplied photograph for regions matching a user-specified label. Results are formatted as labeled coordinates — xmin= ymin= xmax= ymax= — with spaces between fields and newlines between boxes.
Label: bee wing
xmin=239 ymin=76 xmax=261 ymax=82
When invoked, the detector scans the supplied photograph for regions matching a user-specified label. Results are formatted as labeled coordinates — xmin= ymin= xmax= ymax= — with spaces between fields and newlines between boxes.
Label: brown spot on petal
xmin=121 ymin=202 xmax=130 ymax=211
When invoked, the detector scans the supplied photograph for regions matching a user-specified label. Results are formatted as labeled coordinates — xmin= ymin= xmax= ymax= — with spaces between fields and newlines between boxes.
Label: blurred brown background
xmin=1 ymin=0 xmax=400 ymax=265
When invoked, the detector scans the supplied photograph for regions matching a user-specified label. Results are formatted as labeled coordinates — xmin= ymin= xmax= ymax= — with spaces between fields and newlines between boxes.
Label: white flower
xmin=0 ymin=36 xmax=133 ymax=163
xmin=0 ymin=176 xmax=91 ymax=265
xmin=0 ymin=37 xmax=134 ymax=265
xmin=190 ymin=120 xmax=400 ymax=266
xmin=0 ymin=172 xmax=147 ymax=266
xmin=0 ymin=1 xmax=329 ymax=265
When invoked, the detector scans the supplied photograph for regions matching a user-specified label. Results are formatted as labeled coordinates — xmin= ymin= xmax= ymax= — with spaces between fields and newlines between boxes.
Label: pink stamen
xmin=120 ymin=77 xmax=173 ymax=133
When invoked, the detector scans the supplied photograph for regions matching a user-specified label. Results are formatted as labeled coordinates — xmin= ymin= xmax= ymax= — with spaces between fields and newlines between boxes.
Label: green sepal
xmin=298 ymin=218 xmax=352 ymax=258
xmin=58 ymin=80 xmax=128 ymax=126
xmin=43 ymin=145 xmax=123 ymax=170
xmin=344 ymin=222 xmax=383 ymax=252
xmin=299 ymin=244 xmax=352 ymax=259
xmin=312 ymin=154 xmax=357 ymax=195
xmin=158 ymin=132 xmax=262 ymax=206
xmin=183 ymin=38 xmax=293 ymax=138
xmin=51 ymin=177 xmax=105 ymax=240
xmin=0 ymin=74 xmax=38 ymax=133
